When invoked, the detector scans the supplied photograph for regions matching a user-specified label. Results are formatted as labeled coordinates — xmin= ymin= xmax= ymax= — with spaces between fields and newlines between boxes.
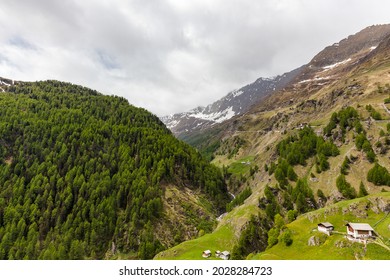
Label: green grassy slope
xmin=251 ymin=192 xmax=390 ymax=260
xmin=154 ymin=204 xmax=259 ymax=260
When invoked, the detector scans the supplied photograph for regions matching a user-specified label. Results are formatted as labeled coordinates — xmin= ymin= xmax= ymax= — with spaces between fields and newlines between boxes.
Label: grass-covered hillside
xmin=251 ymin=193 xmax=390 ymax=260
xmin=154 ymin=204 xmax=260 ymax=260
xmin=0 ymin=80 xmax=230 ymax=260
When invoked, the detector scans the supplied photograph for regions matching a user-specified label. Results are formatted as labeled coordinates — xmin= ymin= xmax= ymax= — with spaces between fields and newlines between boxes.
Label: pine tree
xmin=336 ymin=174 xmax=356 ymax=199
xmin=367 ymin=163 xmax=390 ymax=186
xmin=358 ymin=181 xmax=368 ymax=197
xmin=340 ymin=156 xmax=350 ymax=175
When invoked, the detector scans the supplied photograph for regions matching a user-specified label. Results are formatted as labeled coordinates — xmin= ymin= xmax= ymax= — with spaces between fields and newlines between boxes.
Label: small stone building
xmin=202 ymin=250 xmax=211 ymax=258
xmin=317 ymin=222 xmax=334 ymax=235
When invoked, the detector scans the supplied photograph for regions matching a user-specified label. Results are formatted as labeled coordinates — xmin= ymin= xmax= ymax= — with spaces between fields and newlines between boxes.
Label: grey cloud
xmin=95 ymin=50 xmax=120 ymax=70
xmin=0 ymin=0 xmax=390 ymax=116
xmin=8 ymin=36 xmax=37 ymax=50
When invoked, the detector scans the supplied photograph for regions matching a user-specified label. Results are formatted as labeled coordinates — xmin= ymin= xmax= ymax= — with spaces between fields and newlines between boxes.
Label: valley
xmin=1 ymin=24 xmax=390 ymax=260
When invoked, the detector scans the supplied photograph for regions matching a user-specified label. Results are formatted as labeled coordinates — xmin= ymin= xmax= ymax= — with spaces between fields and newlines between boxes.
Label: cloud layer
xmin=1 ymin=0 xmax=389 ymax=116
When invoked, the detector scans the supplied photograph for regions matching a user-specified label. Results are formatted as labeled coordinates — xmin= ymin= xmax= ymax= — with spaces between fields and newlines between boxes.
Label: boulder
xmin=308 ymin=236 xmax=320 ymax=246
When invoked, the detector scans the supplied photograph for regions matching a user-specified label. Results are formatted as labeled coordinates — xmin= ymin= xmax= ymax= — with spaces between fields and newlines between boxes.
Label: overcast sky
xmin=1 ymin=0 xmax=389 ymax=116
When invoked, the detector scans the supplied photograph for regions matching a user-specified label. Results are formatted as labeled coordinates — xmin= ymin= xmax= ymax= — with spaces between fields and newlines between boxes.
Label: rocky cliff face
xmin=161 ymin=67 xmax=303 ymax=137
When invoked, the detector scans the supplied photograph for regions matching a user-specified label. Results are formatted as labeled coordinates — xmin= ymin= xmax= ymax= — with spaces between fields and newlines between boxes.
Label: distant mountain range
xmin=162 ymin=24 xmax=390 ymax=139
xmin=161 ymin=67 xmax=303 ymax=136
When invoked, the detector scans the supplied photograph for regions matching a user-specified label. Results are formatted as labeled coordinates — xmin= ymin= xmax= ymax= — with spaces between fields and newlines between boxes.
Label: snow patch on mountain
xmin=322 ymin=58 xmax=352 ymax=70
xmin=231 ymin=90 xmax=243 ymax=98
xmin=299 ymin=76 xmax=333 ymax=84
xmin=165 ymin=118 xmax=180 ymax=130
xmin=0 ymin=80 xmax=11 ymax=86
xmin=189 ymin=106 xmax=235 ymax=123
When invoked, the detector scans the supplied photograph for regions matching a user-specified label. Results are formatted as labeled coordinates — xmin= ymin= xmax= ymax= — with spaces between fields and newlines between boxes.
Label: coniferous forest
xmin=0 ymin=80 xmax=229 ymax=259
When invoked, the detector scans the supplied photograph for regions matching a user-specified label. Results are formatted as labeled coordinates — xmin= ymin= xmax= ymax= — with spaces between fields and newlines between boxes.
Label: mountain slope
xmin=252 ymin=193 xmax=390 ymax=260
xmin=250 ymin=24 xmax=390 ymax=114
xmin=0 ymin=80 xmax=230 ymax=259
xmin=161 ymin=66 xmax=302 ymax=137
xmin=155 ymin=193 xmax=390 ymax=260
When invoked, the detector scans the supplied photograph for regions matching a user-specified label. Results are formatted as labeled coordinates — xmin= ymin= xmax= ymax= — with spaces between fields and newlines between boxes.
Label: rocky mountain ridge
xmin=161 ymin=67 xmax=303 ymax=137
xmin=163 ymin=24 xmax=390 ymax=140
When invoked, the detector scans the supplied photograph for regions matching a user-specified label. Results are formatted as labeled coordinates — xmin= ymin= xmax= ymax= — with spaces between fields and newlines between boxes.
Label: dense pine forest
xmin=0 ymin=80 xmax=229 ymax=259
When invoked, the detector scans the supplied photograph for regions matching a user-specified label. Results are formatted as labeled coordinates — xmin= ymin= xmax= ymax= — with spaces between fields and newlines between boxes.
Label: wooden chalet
xmin=317 ymin=222 xmax=334 ymax=235
xmin=202 ymin=250 xmax=211 ymax=258
xmin=220 ymin=251 xmax=230 ymax=260
xmin=345 ymin=223 xmax=377 ymax=242
xmin=215 ymin=250 xmax=230 ymax=260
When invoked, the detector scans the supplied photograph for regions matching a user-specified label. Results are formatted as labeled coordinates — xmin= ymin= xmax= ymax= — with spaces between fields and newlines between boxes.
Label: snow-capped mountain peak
xmin=161 ymin=67 xmax=302 ymax=136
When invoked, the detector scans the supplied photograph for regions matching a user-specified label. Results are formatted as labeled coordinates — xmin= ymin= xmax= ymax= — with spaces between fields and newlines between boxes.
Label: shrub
xmin=336 ymin=174 xmax=357 ymax=199
xmin=267 ymin=228 xmax=279 ymax=248
xmin=358 ymin=182 xmax=368 ymax=197
xmin=286 ymin=210 xmax=298 ymax=223
xmin=279 ymin=229 xmax=293 ymax=246
xmin=367 ymin=163 xmax=390 ymax=186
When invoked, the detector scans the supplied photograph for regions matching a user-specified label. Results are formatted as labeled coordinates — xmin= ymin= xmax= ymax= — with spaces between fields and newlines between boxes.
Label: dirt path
xmin=382 ymin=103 xmax=390 ymax=115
